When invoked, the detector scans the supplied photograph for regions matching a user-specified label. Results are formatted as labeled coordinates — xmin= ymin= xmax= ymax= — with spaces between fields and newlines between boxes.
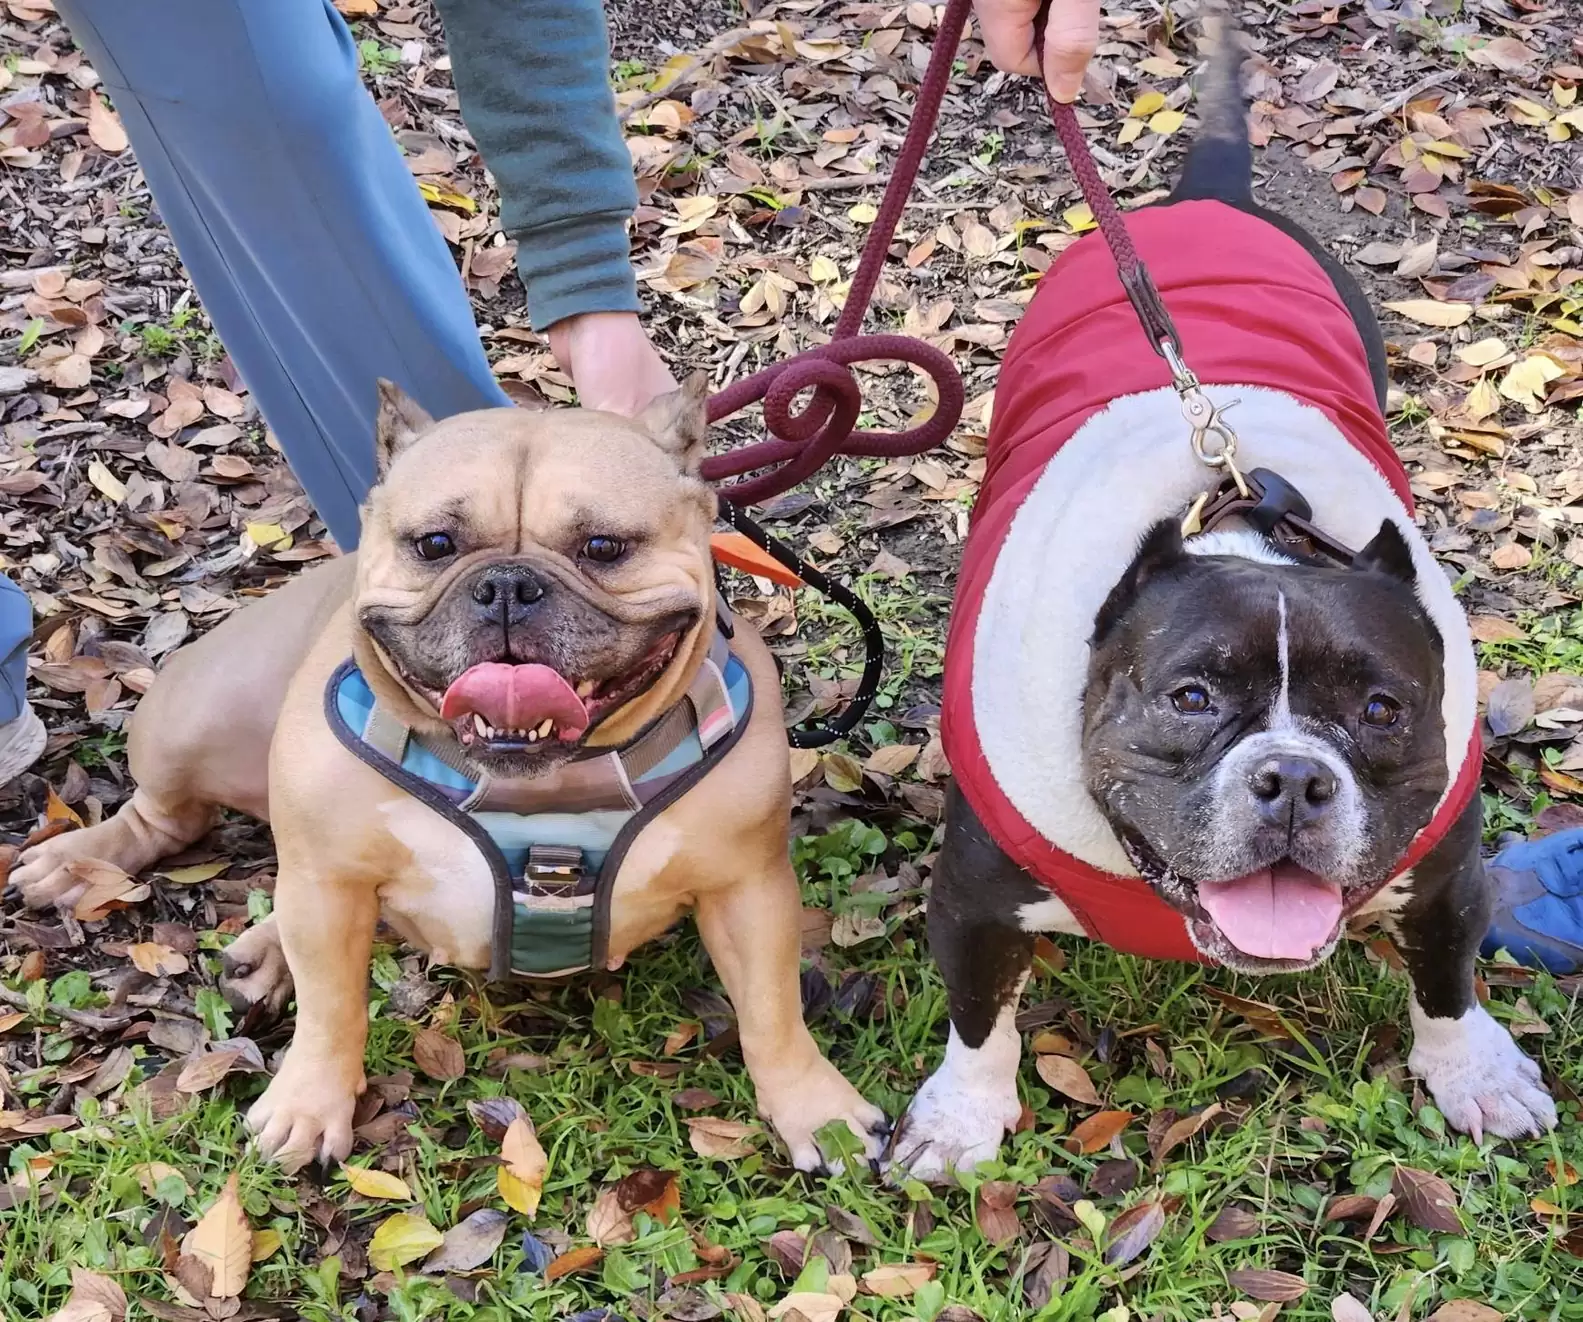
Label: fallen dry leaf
xmin=1229 ymin=1269 xmax=1310 ymax=1302
xmin=1332 ymin=1294 xmax=1376 ymax=1322
xmin=423 ymin=1208 xmax=508 ymax=1273
xmin=411 ymin=1026 xmax=465 ymax=1081
xmin=860 ymin=1262 xmax=936 ymax=1297
xmin=340 ymin=1163 xmax=413 ymax=1201
xmin=367 ymin=1211 xmax=445 ymax=1271
xmin=1035 ymin=1052 xmax=1101 ymax=1106
xmin=179 ymin=1172 xmax=251 ymax=1299
xmin=686 ymin=1116 xmax=761 ymax=1159
xmin=1391 ymin=1166 xmax=1462 ymax=1234
xmin=84 ymin=96 xmax=128 ymax=153
xmin=587 ymin=1186 xmax=637 ymax=1247
xmin=1064 ymin=1110 xmax=1133 ymax=1155
xmin=545 ymin=1244 xmax=604 ymax=1282
xmin=127 ymin=942 xmax=188 ymax=978
xmin=1383 ymin=299 xmax=1473 ymax=328
xmin=497 ymin=1114 xmax=548 ymax=1217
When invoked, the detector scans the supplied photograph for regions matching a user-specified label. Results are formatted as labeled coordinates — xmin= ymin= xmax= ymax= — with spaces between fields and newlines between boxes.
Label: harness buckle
xmin=525 ymin=844 xmax=585 ymax=892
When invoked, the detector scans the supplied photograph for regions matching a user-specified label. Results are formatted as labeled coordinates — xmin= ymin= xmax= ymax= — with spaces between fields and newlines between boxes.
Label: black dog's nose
xmin=471 ymin=564 xmax=544 ymax=623
xmin=1248 ymin=754 xmax=1336 ymax=828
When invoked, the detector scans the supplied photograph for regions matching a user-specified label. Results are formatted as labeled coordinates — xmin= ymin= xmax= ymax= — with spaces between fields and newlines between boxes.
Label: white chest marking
xmin=377 ymin=799 xmax=495 ymax=968
xmin=1271 ymin=591 xmax=1293 ymax=730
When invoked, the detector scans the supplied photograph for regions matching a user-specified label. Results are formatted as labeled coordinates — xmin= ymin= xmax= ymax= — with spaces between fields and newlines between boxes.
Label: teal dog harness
xmin=325 ymin=622 xmax=752 ymax=980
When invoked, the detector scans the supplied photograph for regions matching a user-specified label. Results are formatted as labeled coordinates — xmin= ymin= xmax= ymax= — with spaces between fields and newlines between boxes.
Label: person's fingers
xmin=973 ymin=0 xmax=1041 ymax=77
xmin=1041 ymin=0 xmax=1100 ymax=102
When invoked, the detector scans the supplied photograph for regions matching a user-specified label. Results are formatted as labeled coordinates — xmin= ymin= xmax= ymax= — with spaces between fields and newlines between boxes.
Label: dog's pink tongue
xmin=1197 ymin=864 xmax=1344 ymax=960
xmin=439 ymin=663 xmax=588 ymax=738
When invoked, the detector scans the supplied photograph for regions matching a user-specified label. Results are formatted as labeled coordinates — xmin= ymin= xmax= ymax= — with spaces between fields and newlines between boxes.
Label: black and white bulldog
xmin=893 ymin=39 xmax=1556 ymax=1182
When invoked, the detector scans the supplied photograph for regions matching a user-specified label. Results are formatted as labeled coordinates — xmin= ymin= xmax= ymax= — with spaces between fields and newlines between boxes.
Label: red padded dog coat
xmin=941 ymin=201 xmax=1481 ymax=962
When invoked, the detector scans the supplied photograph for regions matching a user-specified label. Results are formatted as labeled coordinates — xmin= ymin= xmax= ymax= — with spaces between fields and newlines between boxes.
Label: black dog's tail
xmin=1170 ymin=13 xmax=1251 ymax=206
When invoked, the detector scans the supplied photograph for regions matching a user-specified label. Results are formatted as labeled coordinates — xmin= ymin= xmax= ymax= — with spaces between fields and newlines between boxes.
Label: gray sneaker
xmin=0 ymin=705 xmax=46 ymax=785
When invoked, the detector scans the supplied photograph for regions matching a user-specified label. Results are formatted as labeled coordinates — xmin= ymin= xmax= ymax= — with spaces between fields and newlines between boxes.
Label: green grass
xmin=5 ymin=815 xmax=1580 ymax=1319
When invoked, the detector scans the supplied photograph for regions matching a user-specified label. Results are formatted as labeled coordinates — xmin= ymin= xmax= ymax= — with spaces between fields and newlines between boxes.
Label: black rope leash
xmin=717 ymin=500 xmax=885 ymax=750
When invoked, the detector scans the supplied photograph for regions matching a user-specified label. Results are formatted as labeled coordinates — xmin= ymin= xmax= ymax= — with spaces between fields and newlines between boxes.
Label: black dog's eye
xmin=581 ymin=535 xmax=626 ymax=564
xmin=414 ymin=532 xmax=455 ymax=562
xmin=1363 ymin=695 xmax=1401 ymax=728
xmin=1171 ymin=685 xmax=1213 ymax=714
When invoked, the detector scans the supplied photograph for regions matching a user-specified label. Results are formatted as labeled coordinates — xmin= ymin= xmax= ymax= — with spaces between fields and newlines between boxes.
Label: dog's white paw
xmin=1408 ymin=1001 xmax=1556 ymax=1142
xmin=889 ymin=1065 xmax=1021 ymax=1184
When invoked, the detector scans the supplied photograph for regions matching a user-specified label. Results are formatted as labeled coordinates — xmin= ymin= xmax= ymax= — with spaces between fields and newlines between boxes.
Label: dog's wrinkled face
xmin=353 ymin=376 xmax=716 ymax=778
xmin=1082 ymin=519 xmax=1449 ymax=973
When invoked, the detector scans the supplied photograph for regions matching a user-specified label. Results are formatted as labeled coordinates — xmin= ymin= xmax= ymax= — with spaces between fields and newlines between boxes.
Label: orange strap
xmin=709 ymin=532 xmax=804 ymax=588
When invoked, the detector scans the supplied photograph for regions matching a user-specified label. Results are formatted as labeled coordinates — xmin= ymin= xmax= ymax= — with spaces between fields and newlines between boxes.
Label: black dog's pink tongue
xmin=1197 ymin=863 xmax=1343 ymax=960
xmin=439 ymin=663 xmax=588 ymax=739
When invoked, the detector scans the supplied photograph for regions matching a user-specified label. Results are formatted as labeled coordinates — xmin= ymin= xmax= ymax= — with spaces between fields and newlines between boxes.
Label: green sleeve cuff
xmin=515 ymin=213 xmax=641 ymax=331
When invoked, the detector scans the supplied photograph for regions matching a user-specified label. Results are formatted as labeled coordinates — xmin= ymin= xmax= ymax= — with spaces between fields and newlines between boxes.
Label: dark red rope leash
xmin=699 ymin=0 xmax=976 ymax=503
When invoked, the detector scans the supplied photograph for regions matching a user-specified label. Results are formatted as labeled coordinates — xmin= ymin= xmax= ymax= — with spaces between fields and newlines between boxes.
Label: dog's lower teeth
xmin=576 ymin=680 xmax=596 ymax=698
xmin=536 ymin=719 xmax=553 ymax=738
xmin=474 ymin=714 xmax=488 ymax=737
xmin=528 ymin=730 xmax=539 ymax=743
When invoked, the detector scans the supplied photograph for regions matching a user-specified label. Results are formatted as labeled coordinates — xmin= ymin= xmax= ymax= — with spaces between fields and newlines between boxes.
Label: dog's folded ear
xmin=1353 ymin=519 xmax=1417 ymax=584
xmin=1092 ymin=517 xmax=1185 ymax=643
xmin=637 ymin=372 xmax=709 ymax=474
xmin=374 ymin=379 xmax=437 ymax=474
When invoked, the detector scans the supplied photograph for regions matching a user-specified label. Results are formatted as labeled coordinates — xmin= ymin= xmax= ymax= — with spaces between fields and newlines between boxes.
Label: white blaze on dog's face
xmin=351 ymin=376 xmax=717 ymax=775
xmin=1081 ymin=519 xmax=1449 ymax=972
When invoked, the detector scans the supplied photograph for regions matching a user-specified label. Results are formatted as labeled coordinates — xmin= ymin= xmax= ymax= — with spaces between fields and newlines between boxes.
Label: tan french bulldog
xmin=13 ymin=378 xmax=887 ymax=1172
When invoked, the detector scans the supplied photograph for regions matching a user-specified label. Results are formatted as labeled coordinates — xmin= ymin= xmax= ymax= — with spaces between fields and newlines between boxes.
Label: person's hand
xmin=974 ymin=0 xmax=1100 ymax=103
xmin=548 ymin=311 xmax=678 ymax=416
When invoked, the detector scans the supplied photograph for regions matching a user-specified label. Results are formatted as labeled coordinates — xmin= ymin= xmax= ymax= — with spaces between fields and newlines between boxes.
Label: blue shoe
xmin=1481 ymin=830 xmax=1583 ymax=974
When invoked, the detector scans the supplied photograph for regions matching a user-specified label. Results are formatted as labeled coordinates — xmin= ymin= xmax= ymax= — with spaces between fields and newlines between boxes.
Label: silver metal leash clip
xmin=1162 ymin=340 xmax=1248 ymax=497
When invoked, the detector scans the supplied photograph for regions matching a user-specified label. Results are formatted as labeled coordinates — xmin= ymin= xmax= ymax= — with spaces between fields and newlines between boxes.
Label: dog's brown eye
xmin=1363 ymin=695 xmax=1400 ymax=727
xmin=414 ymin=532 xmax=455 ymax=561
xmin=582 ymin=535 xmax=625 ymax=563
xmin=1172 ymin=685 xmax=1212 ymax=714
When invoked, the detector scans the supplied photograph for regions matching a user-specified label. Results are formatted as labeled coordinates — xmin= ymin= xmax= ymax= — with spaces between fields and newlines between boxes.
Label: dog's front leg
xmin=695 ymin=861 xmax=888 ymax=1173
xmin=1393 ymin=803 xmax=1555 ymax=1141
xmin=245 ymin=868 xmax=378 ymax=1170
xmin=892 ymin=787 xmax=1050 ymax=1183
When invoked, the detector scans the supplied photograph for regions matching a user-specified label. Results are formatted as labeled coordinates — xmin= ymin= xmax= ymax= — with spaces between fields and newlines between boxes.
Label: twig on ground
xmin=0 ymin=985 xmax=134 ymax=1033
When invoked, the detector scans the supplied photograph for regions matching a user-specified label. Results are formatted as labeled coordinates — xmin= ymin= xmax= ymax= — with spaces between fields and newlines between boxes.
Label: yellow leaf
xmin=417 ymin=181 xmax=478 ymax=213
xmin=367 ymin=1212 xmax=445 ymax=1271
xmin=1062 ymin=203 xmax=1097 ymax=234
xmin=1464 ymin=376 xmax=1502 ymax=422
xmin=1129 ymin=90 xmax=1167 ymax=118
xmin=86 ymin=461 xmax=126 ymax=504
xmin=1498 ymin=353 xmax=1565 ymax=412
xmin=244 ymin=521 xmax=290 ymax=552
xmin=497 ymin=1115 xmax=547 ymax=1217
xmin=808 ymin=254 xmax=841 ymax=283
xmin=181 ymin=1172 xmax=252 ymax=1299
xmin=847 ymin=202 xmax=877 ymax=224
xmin=250 ymin=1228 xmax=283 ymax=1263
xmin=340 ymin=1163 xmax=413 ymax=1201
xmin=45 ymin=787 xmax=84 ymax=828
xmin=1509 ymin=98 xmax=1553 ymax=125
xmin=128 ymin=942 xmax=189 ymax=978
xmin=1147 ymin=109 xmax=1186 ymax=135
xmin=1454 ymin=337 xmax=1508 ymax=367
xmin=1382 ymin=299 xmax=1474 ymax=328
xmin=648 ymin=51 xmax=694 ymax=94
xmin=159 ymin=860 xmax=230 ymax=885
xmin=1422 ymin=140 xmax=1471 ymax=159
xmin=1117 ymin=117 xmax=1144 ymax=145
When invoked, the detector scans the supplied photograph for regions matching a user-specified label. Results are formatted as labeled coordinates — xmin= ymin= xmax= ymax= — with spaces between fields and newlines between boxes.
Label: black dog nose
xmin=1248 ymin=754 xmax=1336 ymax=828
xmin=471 ymin=564 xmax=544 ymax=623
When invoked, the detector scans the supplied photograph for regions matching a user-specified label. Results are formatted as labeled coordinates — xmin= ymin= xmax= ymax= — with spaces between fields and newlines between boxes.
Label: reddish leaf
xmin=975 ymin=1181 xmax=1020 ymax=1245
xmin=1324 ymin=1194 xmax=1378 ymax=1222
xmin=1206 ymin=1205 xmax=1259 ymax=1242
xmin=1104 ymin=1199 xmax=1166 ymax=1266
xmin=1392 ymin=1167 xmax=1462 ymax=1234
xmin=1229 ymin=1269 xmax=1310 ymax=1302
xmin=412 ymin=1028 xmax=465 ymax=1081
xmin=1064 ymin=1110 xmax=1133 ymax=1155
xmin=1151 ymin=1102 xmax=1223 ymax=1167
xmin=544 ymin=1245 xmax=603 ymax=1281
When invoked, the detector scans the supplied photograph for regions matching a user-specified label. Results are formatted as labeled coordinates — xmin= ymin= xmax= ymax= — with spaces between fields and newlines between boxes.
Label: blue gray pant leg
xmin=53 ymin=0 xmax=510 ymax=550
xmin=0 ymin=577 xmax=30 ymax=725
